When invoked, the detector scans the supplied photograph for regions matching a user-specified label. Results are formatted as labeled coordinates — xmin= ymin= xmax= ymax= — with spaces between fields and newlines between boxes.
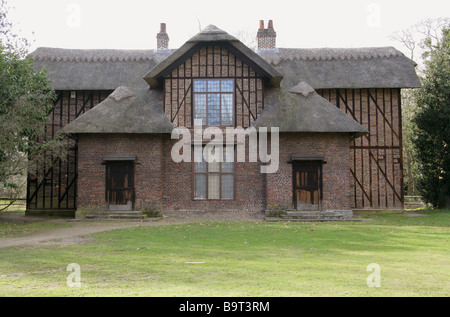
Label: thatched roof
xmin=28 ymin=48 xmax=173 ymax=90
xmin=61 ymin=86 xmax=174 ymax=134
xmin=29 ymin=45 xmax=420 ymax=91
xmin=143 ymin=25 xmax=283 ymax=88
xmin=257 ymin=47 xmax=421 ymax=89
xmin=63 ymin=82 xmax=366 ymax=136
xmin=187 ymin=24 xmax=240 ymax=43
xmin=30 ymin=25 xmax=416 ymax=136
xmin=254 ymin=82 xmax=368 ymax=136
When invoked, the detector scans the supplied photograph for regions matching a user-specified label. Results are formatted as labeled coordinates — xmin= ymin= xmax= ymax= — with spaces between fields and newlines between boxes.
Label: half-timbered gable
xmin=144 ymin=25 xmax=282 ymax=129
xmin=163 ymin=44 xmax=265 ymax=128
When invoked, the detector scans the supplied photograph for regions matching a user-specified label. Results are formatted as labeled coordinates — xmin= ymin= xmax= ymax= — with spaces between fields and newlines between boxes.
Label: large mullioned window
xmin=193 ymin=79 xmax=234 ymax=126
xmin=193 ymin=146 xmax=234 ymax=200
xmin=192 ymin=79 xmax=235 ymax=200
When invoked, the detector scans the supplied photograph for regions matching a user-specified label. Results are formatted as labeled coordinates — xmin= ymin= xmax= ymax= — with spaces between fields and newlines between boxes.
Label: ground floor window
xmin=193 ymin=146 xmax=234 ymax=200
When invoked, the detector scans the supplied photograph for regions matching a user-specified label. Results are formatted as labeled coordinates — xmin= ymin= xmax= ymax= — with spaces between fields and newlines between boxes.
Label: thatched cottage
xmin=26 ymin=22 xmax=421 ymax=219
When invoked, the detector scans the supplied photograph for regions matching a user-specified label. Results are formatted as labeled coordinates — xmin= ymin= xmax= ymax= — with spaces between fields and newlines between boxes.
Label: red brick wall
xmin=77 ymin=132 xmax=352 ymax=214
xmin=77 ymin=134 xmax=164 ymax=209
xmin=161 ymin=137 xmax=266 ymax=213
xmin=266 ymin=133 xmax=352 ymax=211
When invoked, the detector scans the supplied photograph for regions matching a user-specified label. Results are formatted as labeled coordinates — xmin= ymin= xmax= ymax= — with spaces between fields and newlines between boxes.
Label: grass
xmin=0 ymin=209 xmax=448 ymax=297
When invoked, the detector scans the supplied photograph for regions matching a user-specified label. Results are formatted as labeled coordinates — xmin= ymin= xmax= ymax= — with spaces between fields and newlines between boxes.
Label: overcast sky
xmin=6 ymin=0 xmax=450 ymax=57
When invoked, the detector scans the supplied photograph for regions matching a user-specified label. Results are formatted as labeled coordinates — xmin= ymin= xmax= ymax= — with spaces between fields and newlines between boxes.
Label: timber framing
xmin=317 ymin=88 xmax=404 ymax=209
xmin=164 ymin=44 xmax=265 ymax=128
xmin=26 ymin=90 xmax=112 ymax=212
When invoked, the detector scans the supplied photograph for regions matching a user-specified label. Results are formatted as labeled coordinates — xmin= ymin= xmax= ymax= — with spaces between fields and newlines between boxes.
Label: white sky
xmin=6 ymin=0 xmax=450 ymax=57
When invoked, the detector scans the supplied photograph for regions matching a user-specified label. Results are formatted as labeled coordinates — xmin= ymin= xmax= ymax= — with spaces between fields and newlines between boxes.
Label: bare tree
xmin=391 ymin=17 xmax=450 ymax=67
xmin=415 ymin=17 xmax=450 ymax=44
xmin=391 ymin=28 xmax=416 ymax=60
xmin=233 ymin=29 xmax=257 ymax=51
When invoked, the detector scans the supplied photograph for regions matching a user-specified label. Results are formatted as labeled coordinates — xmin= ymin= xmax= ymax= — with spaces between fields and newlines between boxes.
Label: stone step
xmin=85 ymin=211 xmax=150 ymax=221
xmin=285 ymin=211 xmax=338 ymax=217
xmin=404 ymin=196 xmax=424 ymax=202
xmin=108 ymin=214 xmax=147 ymax=219
xmin=265 ymin=217 xmax=361 ymax=222
xmin=265 ymin=210 xmax=355 ymax=222
xmin=404 ymin=201 xmax=427 ymax=209
xmin=280 ymin=216 xmax=344 ymax=220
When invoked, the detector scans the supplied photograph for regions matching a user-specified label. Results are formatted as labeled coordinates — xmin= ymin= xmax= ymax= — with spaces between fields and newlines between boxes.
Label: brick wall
xmin=266 ymin=133 xmax=352 ymax=211
xmin=77 ymin=132 xmax=352 ymax=214
xmin=161 ymin=137 xmax=266 ymax=213
xmin=77 ymin=134 xmax=164 ymax=209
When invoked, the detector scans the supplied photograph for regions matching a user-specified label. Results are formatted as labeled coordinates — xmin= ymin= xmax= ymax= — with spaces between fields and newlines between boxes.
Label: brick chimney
xmin=257 ymin=20 xmax=277 ymax=51
xmin=156 ymin=23 xmax=169 ymax=51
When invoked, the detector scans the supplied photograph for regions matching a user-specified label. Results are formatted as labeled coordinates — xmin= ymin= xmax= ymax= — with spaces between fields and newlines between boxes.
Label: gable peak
xmin=200 ymin=25 xmax=225 ymax=34
xmin=187 ymin=25 xmax=239 ymax=43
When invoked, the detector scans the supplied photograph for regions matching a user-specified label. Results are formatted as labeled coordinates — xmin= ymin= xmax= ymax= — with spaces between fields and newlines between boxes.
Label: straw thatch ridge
xmin=28 ymin=48 xmax=173 ymax=90
xmin=259 ymin=47 xmax=406 ymax=63
xmin=28 ymin=47 xmax=168 ymax=63
xmin=258 ymin=48 xmax=421 ymax=89
xmin=28 ymin=26 xmax=421 ymax=90
xmin=186 ymin=24 xmax=241 ymax=43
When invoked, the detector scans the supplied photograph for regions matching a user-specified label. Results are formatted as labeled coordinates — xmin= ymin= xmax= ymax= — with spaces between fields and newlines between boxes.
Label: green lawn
xmin=0 ymin=210 xmax=449 ymax=297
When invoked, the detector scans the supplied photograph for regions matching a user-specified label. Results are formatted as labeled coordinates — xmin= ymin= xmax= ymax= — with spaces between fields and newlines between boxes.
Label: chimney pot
xmin=256 ymin=20 xmax=277 ymax=51
xmin=157 ymin=23 xmax=169 ymax=51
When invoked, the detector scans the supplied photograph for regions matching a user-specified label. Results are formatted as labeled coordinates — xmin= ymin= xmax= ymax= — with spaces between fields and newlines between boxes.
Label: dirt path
xmin=0 ymin=221 xmax=137 ymax=247
xmin=0 ymin=212 xmax=262 ymax=248
xmin=0 ymin=214 xmax=157 ymax=248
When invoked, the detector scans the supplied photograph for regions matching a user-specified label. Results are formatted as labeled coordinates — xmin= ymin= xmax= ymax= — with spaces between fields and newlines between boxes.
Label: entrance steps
xmin=265 ymin=210 xmax=359 ymax=222
xmin=85 ymin=210 xmax=151 ymax=221
xmin=404 ymin=196 xmax=427 ymax=209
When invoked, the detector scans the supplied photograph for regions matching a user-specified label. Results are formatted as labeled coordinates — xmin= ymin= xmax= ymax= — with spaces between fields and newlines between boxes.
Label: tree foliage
xmin=413 ymin=27 xmax=450 ymax=208
xmin=401 ymin=88 xmax=420 ymax=196
xmin=0 ymin=0 xmax=61 ymax=207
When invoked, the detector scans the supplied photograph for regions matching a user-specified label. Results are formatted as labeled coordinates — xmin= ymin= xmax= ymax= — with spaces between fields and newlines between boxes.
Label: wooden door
xmin=105 ymin=161 xmax=134 ymax=211
xmin=293 ymin=161 xmax=322 ymax=211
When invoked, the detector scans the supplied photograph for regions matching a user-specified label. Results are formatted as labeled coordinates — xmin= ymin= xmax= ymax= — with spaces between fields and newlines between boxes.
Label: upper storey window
xmin=193 ymin=79 xmax=234 ymax=126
